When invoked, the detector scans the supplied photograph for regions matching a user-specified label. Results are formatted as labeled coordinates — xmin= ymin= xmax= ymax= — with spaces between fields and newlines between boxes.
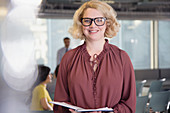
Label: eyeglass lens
xmin=81 ymin=17 xmax=106 ymax=26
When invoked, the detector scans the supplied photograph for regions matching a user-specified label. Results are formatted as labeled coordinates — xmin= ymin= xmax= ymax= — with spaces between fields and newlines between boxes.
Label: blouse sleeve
xmin=113 ymin=51 xmax=136 ymax=113
xmin=53 ymin=55 xmax=70 ymax=113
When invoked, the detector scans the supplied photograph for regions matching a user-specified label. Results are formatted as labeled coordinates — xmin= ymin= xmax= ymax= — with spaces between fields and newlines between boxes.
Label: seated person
xmin=30 ymin=65 xmax=53 ymax=111
xmin=47 ymin=65 xmax=59 ymax=100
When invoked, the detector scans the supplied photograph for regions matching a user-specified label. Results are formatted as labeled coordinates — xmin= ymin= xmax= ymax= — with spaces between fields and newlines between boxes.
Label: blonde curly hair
xmin=69 ymin=0 xmax=120 ymax=40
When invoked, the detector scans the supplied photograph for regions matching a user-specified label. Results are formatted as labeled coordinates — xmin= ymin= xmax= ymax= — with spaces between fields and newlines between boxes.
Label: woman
xmin=30 ymin=65 xmax=53 ymax=111
xmin=54 ymin=0 xmax=136 ymax=113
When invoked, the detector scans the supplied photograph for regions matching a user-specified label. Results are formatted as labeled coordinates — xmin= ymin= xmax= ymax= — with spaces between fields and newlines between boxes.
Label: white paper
xmin=49 ymin=101 xmax=113 ymax=112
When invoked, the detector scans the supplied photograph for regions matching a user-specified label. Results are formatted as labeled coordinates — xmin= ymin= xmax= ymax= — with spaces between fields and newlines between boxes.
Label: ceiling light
xmin=11 ymin=0 xmax=42 ymax=7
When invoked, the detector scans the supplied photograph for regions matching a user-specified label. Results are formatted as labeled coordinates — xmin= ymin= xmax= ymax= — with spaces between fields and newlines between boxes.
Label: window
xmin=47 ymin=19 xmax=83 ymax=71
xmin=158 ymin=21 xmax=170 ymax=68
xmin=110 ymin=20 xmax=151 ymax=69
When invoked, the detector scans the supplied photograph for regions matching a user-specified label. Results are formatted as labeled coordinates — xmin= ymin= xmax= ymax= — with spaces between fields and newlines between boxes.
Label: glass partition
xmin=158 ymin=21 xmax=170 ymax=68
xmin=110 ymin=20 xmax=151 ymax=69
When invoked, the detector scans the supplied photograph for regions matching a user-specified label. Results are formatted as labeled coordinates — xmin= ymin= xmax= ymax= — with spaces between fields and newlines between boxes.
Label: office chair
xmin=136 ymin=80 xmax=146 ymax=96
xmin=146 ymin=91 xmax=170 ymax=113
xmin=148 ymin=80 xmax=163 ymax=96
xmin=136 ymin=96 xmax=148 ymax=113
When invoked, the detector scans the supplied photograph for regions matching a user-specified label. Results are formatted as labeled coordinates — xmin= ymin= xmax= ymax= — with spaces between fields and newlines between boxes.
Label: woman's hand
xmin=69 ymin=109 xmax=78 ymax=113
xmin=88 ymin=111 xmax=102 ymax=113
xmin=69 ymin=109 xmax=102 ymax=113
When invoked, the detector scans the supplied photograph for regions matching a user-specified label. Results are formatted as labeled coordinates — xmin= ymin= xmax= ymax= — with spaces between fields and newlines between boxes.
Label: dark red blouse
xmin=54 ymin=40 xmax=136 ymax=113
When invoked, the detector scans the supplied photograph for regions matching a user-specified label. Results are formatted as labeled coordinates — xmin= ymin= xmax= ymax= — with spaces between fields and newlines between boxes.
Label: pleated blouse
xmin=54 ymin=40 xmax=136 ymax=113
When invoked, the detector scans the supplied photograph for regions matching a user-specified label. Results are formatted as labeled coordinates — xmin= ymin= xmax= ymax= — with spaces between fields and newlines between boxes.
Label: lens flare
xmin=0 ymin=5 xmax=38 ymax=91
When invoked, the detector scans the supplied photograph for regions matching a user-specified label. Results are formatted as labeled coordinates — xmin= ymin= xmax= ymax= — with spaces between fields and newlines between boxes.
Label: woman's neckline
xmin=83 ymin=39 xmax=110 ymax=60
xmin=86 ymin=39 xmax=105 ymax=56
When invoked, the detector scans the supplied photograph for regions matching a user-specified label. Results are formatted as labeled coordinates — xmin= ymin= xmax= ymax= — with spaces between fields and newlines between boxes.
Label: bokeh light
xmin=1 ymin=5 xmax=38 ymax=91
xmin=11 ymin=0 xmax=42 ymax=7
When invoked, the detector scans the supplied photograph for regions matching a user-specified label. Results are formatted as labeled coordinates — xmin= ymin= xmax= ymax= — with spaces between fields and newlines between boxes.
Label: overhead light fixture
xmin=104 ymin=0 xmax=115 ymax=4
xmin=11 ymin=0 xmax=42 ymax=7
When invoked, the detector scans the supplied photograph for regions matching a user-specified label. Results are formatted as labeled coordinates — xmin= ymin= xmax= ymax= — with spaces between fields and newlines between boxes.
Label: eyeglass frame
xmin=81 ymin=17 xmax=107 ymax=27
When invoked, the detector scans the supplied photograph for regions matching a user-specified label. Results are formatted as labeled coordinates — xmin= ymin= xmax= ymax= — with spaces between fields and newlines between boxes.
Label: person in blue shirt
xmin=57 ymin=37 xmax=71 ymax=66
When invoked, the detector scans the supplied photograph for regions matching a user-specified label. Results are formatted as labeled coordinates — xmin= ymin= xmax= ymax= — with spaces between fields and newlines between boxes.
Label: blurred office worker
xmin=47 ymin=65 xmax=59 ymax=100
xmin=30 ymin=65 xmax=53 ymax=111
xmin=57 ymin=37 xmax=71 ymax=66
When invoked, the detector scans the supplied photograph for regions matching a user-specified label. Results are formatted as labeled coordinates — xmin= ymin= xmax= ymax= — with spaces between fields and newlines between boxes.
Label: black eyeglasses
xmin=81 ymin=17 xmax=106 ymax=27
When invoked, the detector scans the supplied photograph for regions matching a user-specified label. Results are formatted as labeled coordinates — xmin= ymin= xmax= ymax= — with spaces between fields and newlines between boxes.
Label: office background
xmin=1 ymin=0 xmax=170 ymax=73
xmin=0 ymin=0 xmax=170 ymax=112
